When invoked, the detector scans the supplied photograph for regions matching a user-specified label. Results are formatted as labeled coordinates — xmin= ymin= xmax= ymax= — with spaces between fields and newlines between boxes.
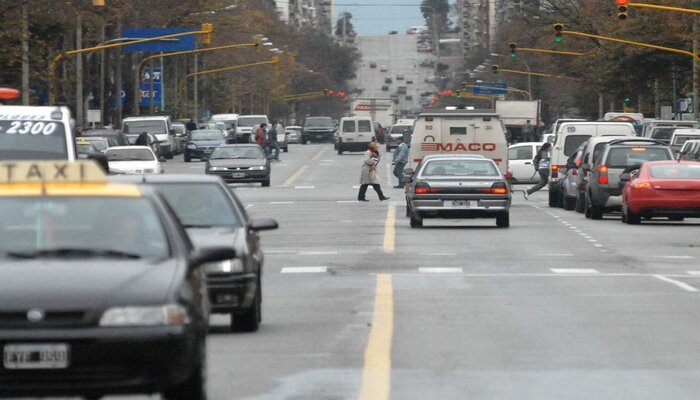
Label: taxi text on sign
xmin=0 ymin=161 xmax=106 ymax=184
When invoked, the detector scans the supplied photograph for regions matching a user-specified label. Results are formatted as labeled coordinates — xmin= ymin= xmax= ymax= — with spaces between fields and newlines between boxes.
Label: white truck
xmin=350 ymin=98 xmax=396 ymax=141
xmin=495 ymin=100 xmax=542 ymax=142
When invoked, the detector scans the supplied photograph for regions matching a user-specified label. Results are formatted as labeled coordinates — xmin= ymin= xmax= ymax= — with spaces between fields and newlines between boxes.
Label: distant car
xmin=381 ymin=85 xmax=390 ymax=91
xmin=397 ymin=86 xmax=407 ymax=94
xmin=621 ymin=161 xmax=700 ymax=224
xmin=285 ymin=125 xmax=302 ymax=143
xmin=106 ymin=146 xmax=162 ymax=175
xmin=384 ymin=77 xmax=393 ymax=84
xmin=396 ymin=73 xmax=404 ymax=80
xmin=80 ymin=136 xmax=114 ymax=153
xmin=369 ymin=62 xmax=377 ymax=68
xmin=81 ymin=128 xmax=129 ymax=146
xmin=205 ymin=144 xmax=271 ymax=187
xmin=380 ymin=65 xmax=388 ymax=72
xmin=273 ymin=123 xmax=288 ymax=153
xmin=406 ymin=80 xmax=414 ymax=84
xmin=301 ymin=116 xmax=336 ymax=144
xmin=507 ymin=142 xmax=542 ymax=184
xmin=386 ymin=122 xmax=414 ymax=152
xmin=388 ymin=30 xmax=398 ymax=35
xmin=404 ymin=155 xmax=511 ymax=228
xmin=185 ymin=129 xmax=226 ymax=162
xmin=75 ymin=139 xmax=101 ymax=159
xmin=420 ymin=59 xmax=435 ymax=68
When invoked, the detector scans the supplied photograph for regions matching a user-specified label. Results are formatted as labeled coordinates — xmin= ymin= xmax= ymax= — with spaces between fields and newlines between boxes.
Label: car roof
xmin=418 ymin=109 xmax=499 ymax=117
xmin=606 ymin=138 xmax=670 ymax=146
xmin=218 ymin=144 xmax=260 ymax=148
xmin=123 ymin=116 xmax=169 ymax=121
xmin=508 ymin=142 xmax=540 ymax=147
xmin=672 ymin=128 xmax=700 ymax=134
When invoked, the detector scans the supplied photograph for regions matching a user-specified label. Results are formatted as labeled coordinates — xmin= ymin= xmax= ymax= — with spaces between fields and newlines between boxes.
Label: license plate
xmin=4 ymin=344 xmax=70 ymax=369
xmin=451 ymin=201 xmax=472 ymax=208
xmin=316 ymin=135 xmax=325 ymax=139
xmin=203 ymin=149 xmax=212 ymax=154
xmin=232 ymin=172 xmax=246 ymax=178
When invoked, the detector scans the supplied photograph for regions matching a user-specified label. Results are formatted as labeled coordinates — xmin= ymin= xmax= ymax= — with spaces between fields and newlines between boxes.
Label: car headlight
xmin=187 ymin=144 xmax=197 ymax=149
xmin=99 ymin=304 xmax=190 ymax=327
xmin=249 ymin=165 xmax=265 ymax=171
xmin=208 ymin=166 xmax=228 ymax=171
xmin=204 ymin=258 xmax=244 ymax=274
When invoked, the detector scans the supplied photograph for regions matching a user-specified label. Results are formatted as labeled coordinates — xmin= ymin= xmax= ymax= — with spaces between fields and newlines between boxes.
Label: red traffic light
xmin=615 ymin=0 xmax=629 ymax=5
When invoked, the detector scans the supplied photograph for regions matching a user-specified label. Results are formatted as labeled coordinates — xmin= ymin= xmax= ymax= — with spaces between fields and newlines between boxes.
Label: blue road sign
xmin=140 ymin=68 xmax=162 ymax=107
xmin=123 ymin=28 xmax=195 ymax=53
xmin=473 ymin=82 xmax=508 ymax=95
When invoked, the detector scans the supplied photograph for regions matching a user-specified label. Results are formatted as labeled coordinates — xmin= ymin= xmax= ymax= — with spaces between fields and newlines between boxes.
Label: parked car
xmin=404 ymin=155 xmax=511 ymax=228
xmin=184 ymin=129 xmax=226 ymax=162
xmin=205 ymin=144 xmax=271 ymax=187
xmin=584 ymin=138 xmax=674 ymax=219
xmin=621 ymin=160 xmax=700 ymax=224
xmin=106 ymin=146 xmax=163 ymax=175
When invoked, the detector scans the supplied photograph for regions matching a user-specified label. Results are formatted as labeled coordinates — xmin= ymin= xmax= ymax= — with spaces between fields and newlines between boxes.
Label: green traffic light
xmin=554 ymin=37 xmax=562 ymax=43
xmin=510 ymin=53 xmax=516 ymax=59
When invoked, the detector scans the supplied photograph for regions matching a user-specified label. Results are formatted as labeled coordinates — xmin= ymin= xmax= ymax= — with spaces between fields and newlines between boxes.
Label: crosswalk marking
xmin=419 ymin=267 xmax=464 ymax=274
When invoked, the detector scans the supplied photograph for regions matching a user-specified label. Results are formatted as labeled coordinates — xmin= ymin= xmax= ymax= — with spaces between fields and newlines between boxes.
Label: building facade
xmin=273 ymin=0 xmax=334 ymax=35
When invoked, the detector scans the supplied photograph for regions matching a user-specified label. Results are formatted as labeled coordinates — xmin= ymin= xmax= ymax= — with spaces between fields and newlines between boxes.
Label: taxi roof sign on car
xmin=0 ymin=160 xmax=107 ymax=184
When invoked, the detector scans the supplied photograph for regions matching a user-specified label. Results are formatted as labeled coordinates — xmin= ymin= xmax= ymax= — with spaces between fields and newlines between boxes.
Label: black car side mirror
xmin=620 ymin=172 xmax=632 ymax=182
xmin=191 ymin=246 xmax=237 ymax=267
xmin=249 ymin=218 xmax=279 ymax=231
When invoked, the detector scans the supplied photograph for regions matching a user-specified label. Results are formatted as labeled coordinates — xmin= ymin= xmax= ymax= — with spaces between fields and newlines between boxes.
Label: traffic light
xmin=553 ymin=23 xmax=564 ymax=43
xmin=327 ymin=89 xmax=335 ymax=96
xmin=624 ymin=96 xmax=631 ymax=104
xmin=616 ymin=0 xmax=629 ymax=20
xmin=461 ymin=81 xmax=468 ymax=89
xmin=201 ymin=23 xmax=213 ymax=45
xmin=323 ymin=89 xmax=329 ymax=96
xmin=491 ymin=65 xmax=499 ymax=75
xmin=271 ymin=55 xmax=280 ymax=70
xmin=509 ymin=42 xmax=517 ymax=58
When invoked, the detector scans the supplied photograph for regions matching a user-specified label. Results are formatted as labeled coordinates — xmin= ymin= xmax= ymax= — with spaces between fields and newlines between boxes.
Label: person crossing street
xmin=392 ymin=137 xmax=409 ymax=188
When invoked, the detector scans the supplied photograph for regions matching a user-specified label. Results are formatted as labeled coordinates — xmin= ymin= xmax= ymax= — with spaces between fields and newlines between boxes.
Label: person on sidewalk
xmin=524 ymin=142 xmax=552 ymax=199
xmin=392 ymin=137 xmax=409 ymax=188
xmin=358 ymin=142 xmax=390 ymax=202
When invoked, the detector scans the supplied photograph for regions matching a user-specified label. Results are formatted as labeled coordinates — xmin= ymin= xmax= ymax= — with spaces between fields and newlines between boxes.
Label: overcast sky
xmin=334 ymin=1 xmax=425 ymax=36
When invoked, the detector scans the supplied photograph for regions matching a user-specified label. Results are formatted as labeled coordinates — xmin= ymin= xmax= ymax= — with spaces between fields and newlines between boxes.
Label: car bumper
xmin=338 ymin=141 xmax=372 ymax=152
xmin=185 ymin=148 xmax=214 ymax=159
xmin=206 ymin=170 xmax=269 ymax=183
xmin=206 ymin=272 xmax=257 ymax=314
xmin=591 ymin=187 xmax=622 ymax=209
xmin=628 ymin=195 xmax=700 ymax=216
xmin=410 ymin=196 xmax=511 ymax=218
xmin=303 ymin=131 xmax=334 ymax=141
xmin=0 ymin=326 xmax=199 ymax=397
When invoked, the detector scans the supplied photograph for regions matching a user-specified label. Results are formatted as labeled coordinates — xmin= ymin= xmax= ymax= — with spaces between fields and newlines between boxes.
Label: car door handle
xmin=525 ymin=162 xmax=532 ymax=165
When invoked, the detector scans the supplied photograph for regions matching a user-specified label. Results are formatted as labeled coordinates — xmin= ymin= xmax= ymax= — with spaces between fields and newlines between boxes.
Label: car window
xmin=210 ymin=146 xmax=264 ymax=159
xmin=564 ymin=135 xmax=591 ymax=156
xmin=358 ymin=120 xmax=372 ymax=133
xmin=673 ymin=134 xmax=700 ymax=146
xmin=421 ymin=160 xmax=499 ymax=177
xmin=592 ymin=143 xmax=608 ymax=164
xmin=154 ymin=183 xmax=240 ymax=227
xmin=106 ymin=148 xmax=155 ymax=161
xmin=191 ymin=130 xmax=224 ymax=140
xmin=649 ymin=164 xmax=700 ymax=179
xmin=342 ymin=120 xmax=355 ymax=133
xmin=650 ymin=127 xmax=676 ymax=140
xmin=605 ymin=147 xmax=671 ymax=168
xmin=508 ymin=146 xmax=533 ymax=160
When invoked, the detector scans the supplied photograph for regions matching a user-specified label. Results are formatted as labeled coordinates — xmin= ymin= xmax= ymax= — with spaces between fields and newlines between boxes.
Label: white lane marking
xmin=281 ymin=267 xmax=329 ymax=274
xmin=539 ymin=253 xmax=574 ymax=257
xmin=320 ymin=159 xmax=335 ymax=162
xmin=338 ymin=200 xmax=359 ymax=203
xmin=687 ymin=271 xmax=700 ymax=276
xmin=294 ymin=185 xmax=315 ymax=189
xmin=653 ymin=275 xmax=699 ymax=292
xmin=246 ymin=204 xmax=254 ymax=209
xmin=298 ymin=251 xmax=339 ymax=256
xmin=269 ymin=201 xmax=295 ymax=204
xmin=551 ymin=268 xmax=599 ymax=274
xmin=265 ymin=250 xmax=298 ymax=255
xmin=419 ymin=267 xmax=464 ymax=274
xmin=594 ymin=244 xmax=604 ymax=248
xmin=589 ymin=239 xmax=598 ymax=242
xmin=657 ymin=255 xmax=695 ymax=259
xmin=353 ymin=185 xmax=361 ymax=189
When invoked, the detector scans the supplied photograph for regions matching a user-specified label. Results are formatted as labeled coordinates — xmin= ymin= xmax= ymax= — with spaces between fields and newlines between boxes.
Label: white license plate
xmin=232 ymin=172 xmax=246 ymax=178
xmin=451 ymin=201 xmax=472 ymax=208
xmin=4 ymin=344 xmax=70 ymax=369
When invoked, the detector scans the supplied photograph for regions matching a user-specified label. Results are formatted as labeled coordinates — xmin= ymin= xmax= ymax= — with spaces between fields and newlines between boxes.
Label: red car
xmin=369 ymin=62 xmax=377 ymax=69
xmin=621 ymin=160 xmax=700 ymax=224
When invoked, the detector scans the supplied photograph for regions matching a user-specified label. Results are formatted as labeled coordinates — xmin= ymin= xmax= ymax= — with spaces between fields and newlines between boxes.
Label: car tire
xmin=575 ymin=192 xmax=586 ymax=213
xmin=623 ymin=205 xmax=641 ymax=225
xmin=564 ymin=196 xmax=576 ymax=211
xmin=232 ymin=284 xmax=261 ymax=333
xmin=557 ymin=191 xmax=565 ymax=208
xmin=587 ymin=192 xmax=603 ymax=220
xmin=496 ymin=212 xmax=510 ymax=228
xmin=409 ymin=211 xmax=423 ymax=228
xmin=548 ymin=187 xmax=558 ymax=208
xmin=261 ymin=179 xmax=271 ymax=187
xmin=162 ymin=341 xmax=206 ymax=400
xmin=184 ymin=154 xmax=191 ymax=163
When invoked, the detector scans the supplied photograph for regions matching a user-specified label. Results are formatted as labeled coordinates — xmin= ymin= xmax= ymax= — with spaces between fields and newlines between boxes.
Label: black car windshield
xmin=190 ymin=130 xmax=224 ymax=141
xmin=83 ymin=137 xmax=108 ymax=151
xmin=605 ymin=147 xmax=671 ymax=168
xmin=154 ymin=184 xmax=240 ymax=227
xmin=237 ymin=117 xmax=267 ymax=127
xmin=305 ymin=118 xmax=333 ymax=127
xmin=649 ymin=164 xmax=700 ymax=179
xmin=76 ymin=143 xmax=98 ymax=154
xmin=0 ymin=119 xmax=69 ymax=160
xmin=421 ymin=160 xmax=499 ymax=177
xmin=210 ymin=146 xmax=264 ymax=159
xmin=123 ymin=120 xmax=166 ymax=134
xmin=107 ymin=148 xmax=155 ymax=161
xmin=0 ymin=197 xmax=169 ymax=259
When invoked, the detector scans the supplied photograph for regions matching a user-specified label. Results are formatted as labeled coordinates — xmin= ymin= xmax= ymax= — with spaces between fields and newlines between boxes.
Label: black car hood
xmin=186 ymin=226 xmax=243 ymax=250
xmin=208 ymin=158 xmax=266 ymax=168
xmin=0 ymin=258 xmax=180 ymax=311
xmin=190 ymin=139 xmax=224 ymax=147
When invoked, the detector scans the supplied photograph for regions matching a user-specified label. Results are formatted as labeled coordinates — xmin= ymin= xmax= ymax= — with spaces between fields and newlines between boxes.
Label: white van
xmin=548 ymin=121 xmax=636 ymax=207
xmin=211 ymin=113 xmax=238 ymax=141
xmin=670 ymin=128 xmax=700 ymax=152
xmin=409 ymin=110 xmax=509 ymax=174
xmin=337 ymin=117 xmax=374 ymax=154
xmin=0 ymin=105 xmax=76 ymax=161
xmin=641 ymin=119 xmax=698 ymax=140
xmin=122 ymin=115 xmax=174 ymax=158
xmin=236 ymin=115 xmax=269 ymax=143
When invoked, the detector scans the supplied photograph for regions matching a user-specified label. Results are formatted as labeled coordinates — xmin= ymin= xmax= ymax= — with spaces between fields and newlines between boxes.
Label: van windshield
xmin=305 ymin=118 xmax=333 ymax=127
xmin=0 ymin=119 xmax=69 ymax=160
xmin=673 ymin=134 xmax=700 ymax=146
xmin=123 ymin=120 xmax=166 ymax=135
xmin=564 ymin=135 xmax=591 ymax=156
xmin=237 ymin=117 xmax=267 ymax=127
xmin=650 ymin=127 xmax=675 ymax=141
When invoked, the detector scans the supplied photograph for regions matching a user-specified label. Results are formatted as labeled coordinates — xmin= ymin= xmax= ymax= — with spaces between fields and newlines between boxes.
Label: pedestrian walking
xmin=254 ymin=123 xmax=268 ymax=151
xmin=267 ymin=121 xmax=281 ymax=161
xmin=524 ymin=142 xmax=552 ymax=199
xmin=522 ymin=119 xmax=534 ymax=142
xmin=392 ymin=137 xmax=409 ymax=188
xmin=358 ymin=142 xmax=390 ymax=202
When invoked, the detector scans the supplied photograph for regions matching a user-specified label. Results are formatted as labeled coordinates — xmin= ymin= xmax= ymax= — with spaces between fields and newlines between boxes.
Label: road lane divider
xmin=653 ymin=275 xmax=699 ymax=292
xmin=284 ymin=165 xmax=308 ymax=187
xmin=551 ymin=268 xmax=599 ymax=274
xmin=311 ymin=146 xmax=329 ymax=161
xmin=358 ymin=274 xmax=393 ymax=400
xmin=383 ymin=204 xmax=396 ymax=253
xmin=280 ymin=267 xmax=329 ymax=274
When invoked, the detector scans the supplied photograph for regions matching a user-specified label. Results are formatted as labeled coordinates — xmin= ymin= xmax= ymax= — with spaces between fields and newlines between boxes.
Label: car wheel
xmin=624 ymin=205 xmax=641 ymax=225
xmin=232 ymin=284 xmax=261 ymax=332
xmin=496 ymin=212 xmax=510 ymax=228
xmin=564 ymin=196 xmax=576 ymax=211
xmin=409 ymin=211 xmax=423 ymax=228
xmin=162 ymin=340 xmax=206 ymax=400
xmin=584 ymin=193 xmax=592 ymax=219
xmin=557 ymin=191 xmax=565 ymax=208
xmin=261 ymin=179 xmax=271 ymax=187
xmin=575 ymin=192 xmax=586 ymax=213
xmin=548 ymin=187 xmax=558 ymax=208
xmin=184 ymin=154 xmax=191 ymax=163
xmin=588 ymin=193 xmax=603 ymax=220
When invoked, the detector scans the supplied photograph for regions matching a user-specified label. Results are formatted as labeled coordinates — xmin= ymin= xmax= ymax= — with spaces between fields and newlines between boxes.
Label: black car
xmin=0 ymin=160 xmax=235 ymax=399
xmin=112 ymin=174 xmax=278 ymax=332
xmin=301 ymin=116 xmax=336 ymax=144
xmin=205 ymin=144 xmax=271 ymax=186
xmin=184 ymin=129 xmax=226 ymax=162
xmin=81 ymin=128 xmax=129 ymax=146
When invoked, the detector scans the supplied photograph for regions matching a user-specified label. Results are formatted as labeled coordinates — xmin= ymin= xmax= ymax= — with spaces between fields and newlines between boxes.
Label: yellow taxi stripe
xmin=0 ymin=183 xmax=142 ymax=197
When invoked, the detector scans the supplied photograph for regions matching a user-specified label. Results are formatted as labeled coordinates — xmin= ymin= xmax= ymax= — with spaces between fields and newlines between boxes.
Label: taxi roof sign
xmin=0 ymin=161 xmax=107 ymax=184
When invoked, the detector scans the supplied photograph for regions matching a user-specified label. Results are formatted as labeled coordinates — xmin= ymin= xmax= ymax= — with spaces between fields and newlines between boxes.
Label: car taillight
xmin=415 ymin=182 xmax=440 ymax=194
xmin=598 ymin=165 xmax=609 ymax=184
xmin=633 ymin=181 xmax=652 ymax=189
xmin=480 ymin=182 xmax=508 ymax=194
xmin=551 ymin=164 xmax=559 ymax=178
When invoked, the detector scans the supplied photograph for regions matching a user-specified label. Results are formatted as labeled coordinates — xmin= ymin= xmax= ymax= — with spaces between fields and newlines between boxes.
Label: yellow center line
xmin=383 ymin=203 xmax=396 ymax=253
xmin=311 ymin=146 xmax=329 ymax=161
xmin=283 ymin=165 xmax=308 ymax=187
xmin=359 ymin=274 xmax=394 ymax=400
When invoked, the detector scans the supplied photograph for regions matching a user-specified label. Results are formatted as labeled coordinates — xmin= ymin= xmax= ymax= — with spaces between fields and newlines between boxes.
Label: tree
xmin=335 ymin=12 xmax=354 ymax=37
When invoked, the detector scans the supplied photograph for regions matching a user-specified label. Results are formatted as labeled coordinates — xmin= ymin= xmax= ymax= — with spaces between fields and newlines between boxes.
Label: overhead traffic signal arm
xmin=615 ymin=1 xmax=700 ymax=16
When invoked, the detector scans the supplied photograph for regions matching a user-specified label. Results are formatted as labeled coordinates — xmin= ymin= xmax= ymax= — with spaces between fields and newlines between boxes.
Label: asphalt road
xmin=25 ymin=144 xmax=700 ymax=399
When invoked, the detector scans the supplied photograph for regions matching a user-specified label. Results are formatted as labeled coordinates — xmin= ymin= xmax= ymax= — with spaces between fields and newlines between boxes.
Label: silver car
xmin=404 ymin=154 xmax=512 ymax=228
